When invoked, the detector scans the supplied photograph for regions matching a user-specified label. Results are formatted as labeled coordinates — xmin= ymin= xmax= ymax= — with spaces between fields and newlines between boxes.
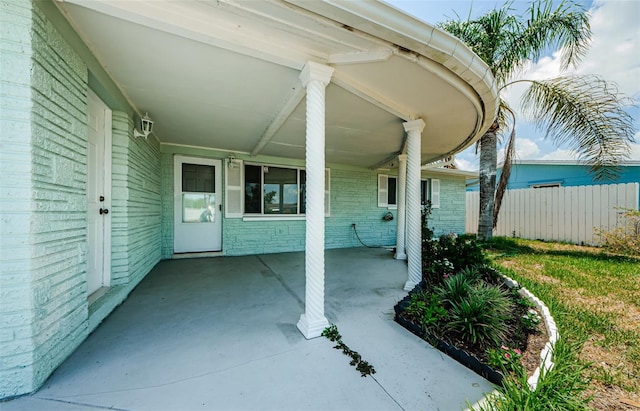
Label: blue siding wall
xmin=468 ymin=163 xmax=640 ymax=192
xmin=506 ymin=163 xmax=640 ymax=189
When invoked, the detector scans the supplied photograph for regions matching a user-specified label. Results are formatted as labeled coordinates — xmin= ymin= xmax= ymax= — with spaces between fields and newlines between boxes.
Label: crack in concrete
xmin=255 ymin=255 xmax=305 ymax=310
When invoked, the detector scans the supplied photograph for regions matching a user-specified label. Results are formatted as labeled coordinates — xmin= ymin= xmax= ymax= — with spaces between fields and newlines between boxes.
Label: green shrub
xmin=446 ymin=283 xmax=513 ymax=349
xmin=435 ymin=271 xmax=475 ymax=306
xmin=437 ymin=234 xmax=487 ymax=271
xmin=405 ymin=292 xmax=448 ymax=332
xmin=404 ymin=291 xmax=431 ymax=320
xmin=420 ymin=293 xmax=449 ymax=329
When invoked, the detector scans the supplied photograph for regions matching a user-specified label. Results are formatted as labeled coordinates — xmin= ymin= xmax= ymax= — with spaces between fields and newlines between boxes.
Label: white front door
xmin=174 ymin=156 xmax=222 ymax=253
xmin=87 ymin=89 xmax=112 ymax=295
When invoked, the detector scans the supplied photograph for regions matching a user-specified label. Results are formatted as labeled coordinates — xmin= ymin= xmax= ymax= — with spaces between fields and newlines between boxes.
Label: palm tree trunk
xmin=478 ymin=121 xmax=499 ymax=241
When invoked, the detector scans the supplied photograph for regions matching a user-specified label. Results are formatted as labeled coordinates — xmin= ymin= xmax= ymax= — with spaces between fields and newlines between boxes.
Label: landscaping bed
xmin=392 ymin=209 xmax=558 ymax=397
xmin=394 ymin=272 xmax=550 ymax=387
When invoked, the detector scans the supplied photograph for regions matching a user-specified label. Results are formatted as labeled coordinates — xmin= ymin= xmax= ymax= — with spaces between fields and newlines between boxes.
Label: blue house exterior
xmin=468 ymin=160 xmax=640 ymax=202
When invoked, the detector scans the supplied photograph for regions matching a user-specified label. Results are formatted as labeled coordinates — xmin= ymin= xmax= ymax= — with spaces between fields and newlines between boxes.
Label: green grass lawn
xmin=486 ymin=238 xmax=640 ymax=410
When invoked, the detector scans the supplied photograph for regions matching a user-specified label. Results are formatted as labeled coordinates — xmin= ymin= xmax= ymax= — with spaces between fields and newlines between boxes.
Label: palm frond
xmin=521 ymin=75 xmax=636 ymax=180
xmin=497 ymin=0 xmax=591 ymax=79
xmin=439 ymin=5 xmax=520 ymax=83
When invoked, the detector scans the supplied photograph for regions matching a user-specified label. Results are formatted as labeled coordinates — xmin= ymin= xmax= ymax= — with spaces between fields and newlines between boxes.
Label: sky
xmin=384 ymin=0 xmax=640 ymax=171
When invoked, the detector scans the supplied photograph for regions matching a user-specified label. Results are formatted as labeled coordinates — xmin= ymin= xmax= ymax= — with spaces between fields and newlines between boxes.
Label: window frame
xmin=240 ymin=162 xmax=330 ymax=220
xmin=378 ymin=174 xmax=439 ymax=209
xmin=378 ymin=175 xmax=398 ymax=209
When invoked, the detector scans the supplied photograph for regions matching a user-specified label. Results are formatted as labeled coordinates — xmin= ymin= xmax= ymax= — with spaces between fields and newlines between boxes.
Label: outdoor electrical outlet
xmin=351 ymin=223 xmax=356 ymax=229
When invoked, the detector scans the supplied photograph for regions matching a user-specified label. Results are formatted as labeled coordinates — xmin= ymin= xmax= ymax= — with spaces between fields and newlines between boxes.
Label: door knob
xmin=99 ymin=208 xmax=109 ymax=215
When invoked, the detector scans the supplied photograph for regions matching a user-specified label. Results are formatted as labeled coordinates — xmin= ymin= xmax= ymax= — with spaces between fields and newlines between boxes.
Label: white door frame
xmin=87 ymin=89 xmax=112 ymax=296
xmin=173 ymin=155 xmax=223 ymax=253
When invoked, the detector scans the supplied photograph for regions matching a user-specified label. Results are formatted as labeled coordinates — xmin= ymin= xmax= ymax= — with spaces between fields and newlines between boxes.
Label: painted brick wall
xmin=111 ymin=114 xmax=162 ymax=285
xmin=0 ymin=0 xmax=37 ymax=398
xmin=124 ymin=132 xmax=162 ymax=283
xmin=159 ymin=151 xmax=467 ymax=257
xmin=222 ymin=167 xmax=396 ymax=256
xmin=428 ymin=175 xmax=467 ymax=236
xmin=1 ymin=1 xmax=163 ymax=399
xmin=0 ymin=0 xmax=89 ymax=398
xmin=326 ymin=168 xmax=397 ymax=249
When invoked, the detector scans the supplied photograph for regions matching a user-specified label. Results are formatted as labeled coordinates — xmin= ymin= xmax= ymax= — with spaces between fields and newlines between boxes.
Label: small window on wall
xmin=422 ymin=178 xmax=440 ymax=208
xmin=378 ymin=175 xmax=397 ymax=208
xmin=379 ymin=175 xmax=439 ymax=208
xmin=530 ymin=182 xmax=561 ymax=189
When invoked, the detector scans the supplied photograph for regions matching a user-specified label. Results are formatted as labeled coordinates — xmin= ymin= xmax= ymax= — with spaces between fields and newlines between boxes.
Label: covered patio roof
xmin=55 ymin=0 xmax=498 ymax=168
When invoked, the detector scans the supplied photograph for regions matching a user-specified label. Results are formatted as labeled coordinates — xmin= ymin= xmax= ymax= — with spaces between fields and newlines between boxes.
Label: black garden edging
xmin=393 ymin=283 xmax=504 ymax=386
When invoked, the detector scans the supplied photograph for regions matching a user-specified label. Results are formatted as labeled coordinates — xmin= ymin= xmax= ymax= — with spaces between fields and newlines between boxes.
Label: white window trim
xmin=430 ymin=178 xmax=440 ymax=209
xmin=225 ymin=158 xmax=244 ymax=218
xmin=378 ymin=174 xmax=398 ymax=208
xmin=242 ymin=216 xmax=306 ymax=222
xmin=239 ymin=162 xmax=330 ymax=218
xmin=379 ymin=175 xmax=440 ymax=209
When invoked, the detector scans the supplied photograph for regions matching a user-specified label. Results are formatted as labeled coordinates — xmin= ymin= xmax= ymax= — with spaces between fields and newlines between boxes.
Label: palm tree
xmin=440 ymin=0 xmax=636 ymax=240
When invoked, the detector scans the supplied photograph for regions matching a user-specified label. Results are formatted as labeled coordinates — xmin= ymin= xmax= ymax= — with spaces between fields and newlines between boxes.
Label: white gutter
xmin=285 ymin=0 xmax=500 ymax=149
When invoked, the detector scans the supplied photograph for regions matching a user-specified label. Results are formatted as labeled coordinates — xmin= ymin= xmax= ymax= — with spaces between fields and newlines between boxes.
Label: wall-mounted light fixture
xmin=227 ymin=154 xmax=237 ymax=169
xmin=133 ymin=112 xmax=154 ymax=139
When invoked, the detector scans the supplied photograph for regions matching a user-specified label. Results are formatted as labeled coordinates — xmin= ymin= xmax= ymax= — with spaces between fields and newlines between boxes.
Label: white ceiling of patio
xmin=55 ymin=0 xmax=498 ymax=169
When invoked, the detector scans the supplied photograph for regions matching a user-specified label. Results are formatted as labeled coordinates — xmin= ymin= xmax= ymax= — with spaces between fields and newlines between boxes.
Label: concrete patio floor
xmin=4 ymin=247 xmax=494 ymax=411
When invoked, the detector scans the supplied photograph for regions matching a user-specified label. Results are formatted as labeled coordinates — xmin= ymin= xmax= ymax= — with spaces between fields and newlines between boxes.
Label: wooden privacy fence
xmin=466 ymin=183 xmax=639 ymax=245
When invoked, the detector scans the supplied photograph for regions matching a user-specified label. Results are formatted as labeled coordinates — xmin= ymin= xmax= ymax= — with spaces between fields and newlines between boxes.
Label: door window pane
xmin=183 ymin=194 xmax=216 ymax=223
xmin=182 ymin=163 xmax=215 ymax=193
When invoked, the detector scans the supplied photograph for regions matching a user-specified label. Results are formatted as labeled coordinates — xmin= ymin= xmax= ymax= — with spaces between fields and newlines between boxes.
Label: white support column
xmin=403 ymin=119 xmax=425 ymax=291
xmin=395 ymin=154 xmax=407 ymax=260
xmin=297 ymin=61 xmax=334 ymax=339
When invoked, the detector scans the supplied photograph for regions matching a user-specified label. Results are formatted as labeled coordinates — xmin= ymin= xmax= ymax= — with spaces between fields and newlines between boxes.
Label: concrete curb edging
xmin=500 ymin=274 xmax=559 ymax=391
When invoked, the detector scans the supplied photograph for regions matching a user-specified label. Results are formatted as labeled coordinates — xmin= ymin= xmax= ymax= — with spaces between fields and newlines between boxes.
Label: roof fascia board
xmin=328 ymin=48 xmax=393 ymax=64
xmin=424 ymin=168 xmax=478 ymax=178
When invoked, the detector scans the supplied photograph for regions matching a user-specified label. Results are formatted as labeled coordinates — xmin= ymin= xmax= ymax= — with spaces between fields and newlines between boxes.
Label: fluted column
xmin=403 ymin=119 xmax=425 ymax=290
xmin=297 ymin=61 xmax=334 ymax=339
xmin=395 ymin=154 xmax=407 ymax=260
